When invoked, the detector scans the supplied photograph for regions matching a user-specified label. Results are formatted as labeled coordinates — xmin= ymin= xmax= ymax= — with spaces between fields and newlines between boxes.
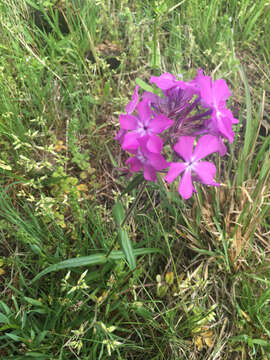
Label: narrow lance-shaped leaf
xmin=135 ymin=78 xmax=155 ymax=93
xmin=121 ymin=173 xmax=144 ymax=196
xmin=118 ymin=228 xmax=136 ymax=270
xmin=31 ymin=248 xmax=161 ymax=283
xmin=112 ymin=201 xmax=125 ymax=227
xmin=113 ymin=201 xmax=136 ymax=269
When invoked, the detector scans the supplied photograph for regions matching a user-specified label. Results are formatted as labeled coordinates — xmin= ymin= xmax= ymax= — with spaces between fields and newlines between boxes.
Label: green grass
xmin=0 ymin=0 xmax=270 ymax=359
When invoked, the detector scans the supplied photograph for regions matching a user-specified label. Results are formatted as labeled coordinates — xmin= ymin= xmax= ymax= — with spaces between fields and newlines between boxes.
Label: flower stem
xmin=106 ymin=180 xmax=147 ymax=259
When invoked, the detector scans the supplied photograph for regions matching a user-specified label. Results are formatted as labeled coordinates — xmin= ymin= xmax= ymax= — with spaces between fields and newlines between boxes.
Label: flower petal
xmin=165 ymin=162 xmax=186 ymax=183
xmin=148 ymin=153 xmax=168 ymax=171
xmin=125 ymin=85 xmax=139 ymax=114
xmin=212 ymin=79 xmax=231 ymax=104
xmin=193 ymin=161 xmax=219 ymax=185
xmin=214 ymin=112 xmax=235 ymax=143
xmin=174 ymin=81 xmax=199 ymax=95
xmin=137 ymin=98 xmax=152 ymax=123
xmin=126 ymin=157 xmax=142 ymax=172
xmin=137 ymin=136 xmax=148 ymax=150
xmin=146 ymin=135 xmax=163 ymax=154
xmin=142 ymin=91 xmax=160 ymax=103
xmin=197 ymin=74 xmax=213 ymax=107
xmin=119 ymin=114 xmax=138 ymax=130
xmin=143 ymin=164 xmax=156 ymax=181
xmin=217 ymin=137 xmax=227 ymax=156
xmin=179 ymin=169 xmax=194 ymax=199
xmin=149 ymin=114 xmax=174 ymax=133
xmin=193 ymin=135 xmax=219 ymax=161
xmin=122 ymin=131 xmax=140 ymax=150
xmin=114 ymin=128 xmax=127 ymax=144
xmin=174 ymin=136 xmax=195 ymax=162
xmin=150 ymin=73 xmax=176 ymax=90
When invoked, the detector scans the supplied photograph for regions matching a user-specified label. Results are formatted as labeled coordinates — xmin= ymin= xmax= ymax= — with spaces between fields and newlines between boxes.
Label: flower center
xmin=137 ymin=121 xmax=150 ymax=136
xmin=185 ymin=157 xmax=196 ymax=171
xmin=137 ymin=150 xmax=148 ymax=165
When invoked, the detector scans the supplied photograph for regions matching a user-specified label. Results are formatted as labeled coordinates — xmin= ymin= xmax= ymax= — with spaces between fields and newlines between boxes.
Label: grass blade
xmin=237 ymin=64 xmax=252 ymax=186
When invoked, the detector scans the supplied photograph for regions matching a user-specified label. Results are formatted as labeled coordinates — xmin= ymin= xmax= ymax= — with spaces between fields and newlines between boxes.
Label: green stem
xmin=106 ymin=180 xmax=147 ymax=259
xmin=153 ymin=15 xmax=157 ymax=71
xmin=145 ymin=187 xmax=179 ymax=288
xmin=120 ymin=180 xmax=147 ymax=227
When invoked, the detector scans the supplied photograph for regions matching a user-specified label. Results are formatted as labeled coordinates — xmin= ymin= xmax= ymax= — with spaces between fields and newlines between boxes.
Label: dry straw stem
xmin=197 ymin=176 xmax=270 ymax=271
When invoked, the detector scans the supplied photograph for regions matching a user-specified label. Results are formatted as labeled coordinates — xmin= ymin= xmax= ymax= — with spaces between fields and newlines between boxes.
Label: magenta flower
xmin=148 ymin=72 xmax=215 ymax=139
xmin=142 ymin=86 xmax=196 ymax=121
xmin=126 ymin=137 xmax=168 ymax=181
xmin=120 ymin=98 xmax=173 ymax=153
xmin=114 ymin=128 xmax=126 ymax=144
xmin=196 ymin=69 xmax=238 ymax=143
xmin=150 ymin=72 xmax=199 ymax=94
xmin=125 ymin=85 xmax=139 ymax=114
xmin=165 ymin=135 xmax=220 ymax=199
xmin=115 ymin=69 xmax=238 ymax=199
xmin=149 ymin=72 xmax=179 ymax=90
xmin=115 ymin=86 xmax=140 ymax=144
xmin=202 ymin=119 xmax=228 ymax=156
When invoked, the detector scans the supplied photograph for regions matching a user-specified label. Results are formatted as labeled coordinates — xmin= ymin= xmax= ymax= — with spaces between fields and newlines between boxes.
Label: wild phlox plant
xmin=115 ymin=70 xmax=238 ymax=199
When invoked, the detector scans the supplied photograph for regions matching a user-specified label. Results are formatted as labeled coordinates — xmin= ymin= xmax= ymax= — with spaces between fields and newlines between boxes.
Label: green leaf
xmin=25 ymin=352 xmax=51 ymax=358
xmin=237 ymin=64 xmax=253 ymax=186
xmin=112 ymin=201 xmax=125 ymax=227
xmin=0 ymin=313 xmax=9 ymax=324
xmin=31 ymin=253 xmax=107 ymax=283
xmin=135 ymin=78 xmax=156 ymax=93
xmin=0 ymin=301 xmax=11 ymax=315
xmin=23 ymin=297 xmax=44 ymax=307
xmin=6 ymin=333 xmax=24 ymax=342
xmin=118 ymin=228 xmax=136 ymax=270
xmin=133 ymin=304 xmax=153 ymax=320
xmin=121 ymin=173 xmax=144 ymax=196
xmin=251 ymin=134 xmax=270 ymax=177
xmin=36 ymin=330 xmax=48 ymax=345
xmin=113 ymin=201 xmax=136 ymax=269
xmin=252 ymin=338 xmax=269 ymax=346
xmin=131 ymin=248 xmax=161 ymax=256
xmin=105 ymin=144 xmax=118 ymax=167
xmin=24 ymin=0 xmax=42 ymax=11
xmin=31 ymin=248 xmax=160 ymax=283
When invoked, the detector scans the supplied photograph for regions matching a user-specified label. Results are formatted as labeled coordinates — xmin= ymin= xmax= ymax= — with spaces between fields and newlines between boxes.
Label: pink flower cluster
xmin=115 ymin=70 xmax=238 ymax=199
